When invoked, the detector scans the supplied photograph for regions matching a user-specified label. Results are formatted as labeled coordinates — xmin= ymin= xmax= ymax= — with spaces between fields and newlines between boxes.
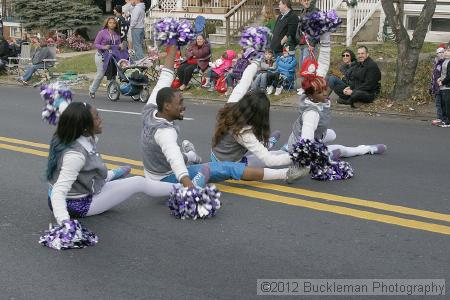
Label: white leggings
xmin=245 ymin=129 xmax=373 ymax=168
xmin=86 ymin=176 xmax=175 ymax=216
xmin=324 ymin=129 xmax=374 ymax=157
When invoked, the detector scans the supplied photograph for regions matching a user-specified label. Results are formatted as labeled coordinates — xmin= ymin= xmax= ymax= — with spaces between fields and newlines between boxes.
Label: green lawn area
xmin=53 ymin=53 xmax=96 ymax=74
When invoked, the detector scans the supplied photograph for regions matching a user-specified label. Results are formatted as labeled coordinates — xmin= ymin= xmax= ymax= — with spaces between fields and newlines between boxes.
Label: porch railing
xmin=225 ymin=0 xmax=271 ymax=46
xmin=346 ymin=0 xmax=381 ymax=46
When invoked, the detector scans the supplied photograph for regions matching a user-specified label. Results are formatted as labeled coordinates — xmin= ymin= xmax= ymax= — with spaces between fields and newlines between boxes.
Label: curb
xmin=0 ymin=80 xmax=434 ymax=122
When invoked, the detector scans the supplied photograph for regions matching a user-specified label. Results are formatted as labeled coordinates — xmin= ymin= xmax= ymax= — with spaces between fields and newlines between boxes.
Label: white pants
xmin=86 ymin=176 xmax=174 ymax=216
xmin=89 ymin=52 xmax=107 ymax=94
xmin=324 ymin=129 xmax=374 ymax=157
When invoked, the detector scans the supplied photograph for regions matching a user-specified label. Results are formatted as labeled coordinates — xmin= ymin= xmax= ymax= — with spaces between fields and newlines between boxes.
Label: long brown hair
xmin=103 ymin=16 xmax=120 ymax=35
xmin=213 ymin=91 xmax=271 ymax=147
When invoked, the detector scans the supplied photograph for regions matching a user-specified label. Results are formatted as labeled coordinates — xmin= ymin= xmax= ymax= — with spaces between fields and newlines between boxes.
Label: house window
xmin=406 ymin=16 xmax=419 ymax=30
xmin=431 ymin=18 xmax=450 ymax=32
xmin=9 ymin=26 xmax=21 ymax=38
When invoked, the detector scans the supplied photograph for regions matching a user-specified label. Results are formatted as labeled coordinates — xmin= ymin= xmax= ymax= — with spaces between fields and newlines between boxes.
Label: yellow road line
xmin=2 ymin=136 xmax=450 ymax=225
xmin=227 ymin=180 xmax=450 ymax=223
xmin=0 ymin=143 xmax=48 ymax=157
xmin=215 ymin=184 xmax=450 ymax=236
xmin=2 ymin=142 xmax=450 ymax=235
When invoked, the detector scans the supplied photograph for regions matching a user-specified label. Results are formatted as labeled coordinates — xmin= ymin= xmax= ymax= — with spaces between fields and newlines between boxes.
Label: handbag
xmin=214 ymin=76 xmax=227 ymax=93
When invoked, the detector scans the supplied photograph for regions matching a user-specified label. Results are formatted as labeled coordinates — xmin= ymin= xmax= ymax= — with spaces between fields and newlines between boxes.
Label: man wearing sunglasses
xmin=334 ymin=45 xmax=381 ymax=108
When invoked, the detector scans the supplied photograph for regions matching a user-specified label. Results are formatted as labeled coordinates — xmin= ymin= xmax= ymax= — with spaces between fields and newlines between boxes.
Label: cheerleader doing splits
xmin=47 ymin=102 xmax=175 ymax=225
xmin=286 ymin=75 xmax=387 ymax=159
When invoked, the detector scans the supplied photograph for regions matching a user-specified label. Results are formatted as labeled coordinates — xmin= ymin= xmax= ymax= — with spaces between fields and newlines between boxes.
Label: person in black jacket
xmin=270 ymin=0 xmax=299 ymax=58
xmin=0 ymin=36 xmax=10 ymax=72
xmin=334 ymin=45 xmax=381 ymax=107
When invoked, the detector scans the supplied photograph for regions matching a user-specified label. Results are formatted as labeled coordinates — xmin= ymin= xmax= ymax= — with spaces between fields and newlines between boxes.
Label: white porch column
xmin=377 ymin=7 xmax=385 ymax=42
xmin=346 ymin=6 xmax=355 ymax=47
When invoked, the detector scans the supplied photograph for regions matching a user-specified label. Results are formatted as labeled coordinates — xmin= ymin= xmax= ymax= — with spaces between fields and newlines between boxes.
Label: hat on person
xmin=436 ymin=43 xmax=446 ymax=54
xmin=114 ymin=5 xmax=123 ymax=13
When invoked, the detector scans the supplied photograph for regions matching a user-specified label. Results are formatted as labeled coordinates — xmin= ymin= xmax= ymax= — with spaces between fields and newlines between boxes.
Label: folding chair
xmin=189 ymin=54 xmax=211 ymax=87
xmin=6 ymin=42 xmax=32 ymax=77
xmin=33 ymin=45 xmax=57 ymax=86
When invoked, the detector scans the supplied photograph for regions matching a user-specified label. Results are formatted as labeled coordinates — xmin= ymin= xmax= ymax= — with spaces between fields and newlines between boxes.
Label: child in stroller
xmin=107 ymin=57 xmax=150 ymax=102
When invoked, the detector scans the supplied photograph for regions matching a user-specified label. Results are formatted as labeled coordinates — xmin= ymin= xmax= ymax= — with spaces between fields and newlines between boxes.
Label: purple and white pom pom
xmin=289 ymin=138 xmax=330 ymax=168
xmin=240 ymin=26 xmax=272 ymax=53
xmin=177 ymin=19 xmax=196 ymax=46
xmin=167 ymin=184 xmax=222 ymax=220
xmin=289 ymin=139 xmax=353 ymax=181
xmin=154 ymin=18 xmax=180 ymax=46
xmin=38 ymin=219 xmax=98 ymax=250
xmin=300 ymin=10 xmax=342 ymax=41
xmin=311 ymin=160 xmax=354 ymax=181
xmin=40 ymin=82 xmax=72 ymax=126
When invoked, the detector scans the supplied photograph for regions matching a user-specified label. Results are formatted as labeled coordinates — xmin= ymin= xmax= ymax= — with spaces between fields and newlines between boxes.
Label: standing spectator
xmin=437 ymin=46 xmax=450 ymax=127
xmin=327 ymin=49 xmax=356 ymax=91
xmin=334 ymin=46 xmax=381 ymax=107
xmin=123 ymin=0 xmax=134 ymax=49
xmin=430 ymin=44 xmax=446 ymax=126
xmin=177 ymin=34 xmax=211 ymax=91
xmin=114 ymin=5 xmax=130 ymax=48
xmin=130 ymin=0 xmax=146 ymax=60
xmin=17 ymin=38 xmax=55 ymax=84
xmin=88 ymin=17 xmax=126 ymax=99
xmin=270 ymin=0 xmax=298 ymax=58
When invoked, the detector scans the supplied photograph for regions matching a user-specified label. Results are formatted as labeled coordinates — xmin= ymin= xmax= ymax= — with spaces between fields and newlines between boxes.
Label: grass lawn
xmin=53 ymin=53 xmax=96 ymax=74
xmin=31 ymin=41 xmax=439 ymax=104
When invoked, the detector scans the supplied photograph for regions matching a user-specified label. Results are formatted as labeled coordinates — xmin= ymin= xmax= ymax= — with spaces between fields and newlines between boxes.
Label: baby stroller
xmin=107 ymin=56 xmax=150 ymax=102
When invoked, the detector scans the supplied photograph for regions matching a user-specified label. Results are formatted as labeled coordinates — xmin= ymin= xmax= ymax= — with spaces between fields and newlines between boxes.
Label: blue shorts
xmin=160 ymin=162 xmax=246 ymax=184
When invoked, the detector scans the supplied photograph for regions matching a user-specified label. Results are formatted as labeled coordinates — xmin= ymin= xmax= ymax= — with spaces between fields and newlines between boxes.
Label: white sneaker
xmin=285 ymin=166 xmax=310 ymax=184
xmin=274 ymin=87 xmax=283 ymax=96
xmin=266 ymin=86 xmax=274 ymax=95
xmin=182 ymin=140 xmax=202 ymax=163
xmin=297 ymin=88 xmax=304 ymax=95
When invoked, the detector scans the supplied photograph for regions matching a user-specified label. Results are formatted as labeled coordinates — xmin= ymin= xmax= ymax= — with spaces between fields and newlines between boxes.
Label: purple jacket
xmin=431 ymin=58 xmax=444 ymax=95
xmin=94 ymin=29 xmax=128 ymax=72
xmin=231 ymin=58 xmax=249 ymax=79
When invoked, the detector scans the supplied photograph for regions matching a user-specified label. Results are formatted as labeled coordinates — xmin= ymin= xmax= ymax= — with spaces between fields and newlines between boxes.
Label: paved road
xmin=0 ymin=86 xmax=449 ymax=299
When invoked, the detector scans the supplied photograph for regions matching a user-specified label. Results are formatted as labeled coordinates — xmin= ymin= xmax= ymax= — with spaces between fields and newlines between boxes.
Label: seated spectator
xmin=224 ymin=48 xmax=250 ymax=96
xmin=250 ymin=48 xmax=275 ymax=92
xmin=0 ymin=36 xmax=10 ymax=72
xmin=334 ymin=45 xmax=381 ymax=107
xmin=266 ymin=46 xmax=297 ymax=96
xmin=177 ymin=34 xmax=211 ymax=91
xmin=17 ymin=38 xmax=55 ymax=84
xmin=202 ymin=50 xmax=236 ymax=92
xmin=327 ymin=48 xmax=356 ymax=91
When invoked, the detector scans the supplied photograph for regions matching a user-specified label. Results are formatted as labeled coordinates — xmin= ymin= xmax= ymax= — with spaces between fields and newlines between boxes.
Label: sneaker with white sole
xmin=266 ymin=86 xmax=274 ymax=95
xmin=368 ymin=144 xmax=387 ymax=155
xmin=182 ymin=140 xmax=196 ymax=153
xmin=182 ymin=140 xmax=202 ymax=163
xmin=268 ymin=130 xmax=281 ymax=150
xmin=274 ymin=87 xmax=283 ymax=96
xmin=297 ymin=88 xmax=304 ymax=95
xmin=285 ymin=165 xmax=310 ymax=184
